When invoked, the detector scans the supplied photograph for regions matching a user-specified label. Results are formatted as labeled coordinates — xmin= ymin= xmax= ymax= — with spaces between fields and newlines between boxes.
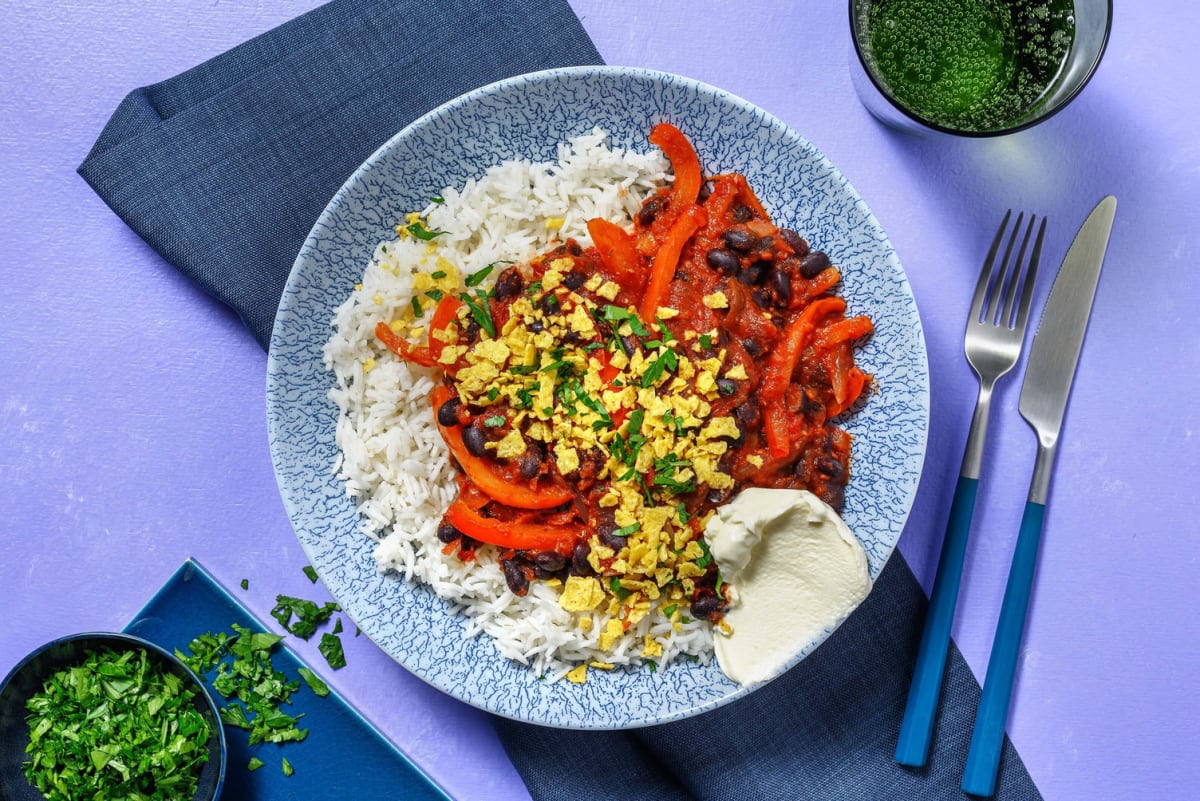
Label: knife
xmin=961 ymin=195 xmax=1117 ymax=797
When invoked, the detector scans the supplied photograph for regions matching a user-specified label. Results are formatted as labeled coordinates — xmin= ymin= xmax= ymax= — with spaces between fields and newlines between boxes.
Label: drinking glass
xmin=849 ymin=0 xmax=1111 ymax=137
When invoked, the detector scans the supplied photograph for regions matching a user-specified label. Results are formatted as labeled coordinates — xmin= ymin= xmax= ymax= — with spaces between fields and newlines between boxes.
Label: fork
xmin=894 ymin=211 xmax=1047 ymax=767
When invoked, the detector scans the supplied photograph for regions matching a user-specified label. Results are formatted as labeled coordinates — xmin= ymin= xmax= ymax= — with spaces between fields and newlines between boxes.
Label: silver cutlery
xmin=962 ymin=196 xmax=1117 ymax=796
xmin=896 ymin=211 xmax=1046 ymax=767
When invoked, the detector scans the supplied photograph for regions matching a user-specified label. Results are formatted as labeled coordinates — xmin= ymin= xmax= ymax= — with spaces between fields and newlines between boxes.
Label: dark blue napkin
xmin=78 ymin=1 xmax=1043 ymax=798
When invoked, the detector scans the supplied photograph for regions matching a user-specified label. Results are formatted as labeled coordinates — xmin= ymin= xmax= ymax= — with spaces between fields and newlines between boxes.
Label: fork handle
xmin=894 ymin=474 xmax=980 ymax=766
xmin=962 ymin=500 xmax=1047 ymax=797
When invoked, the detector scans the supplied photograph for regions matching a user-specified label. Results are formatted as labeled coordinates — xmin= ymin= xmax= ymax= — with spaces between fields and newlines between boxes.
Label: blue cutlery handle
xmin=962 ymin=500 xmax=1047 ymax=797
xmin=895 ymin=475 xmax=980 ymax=767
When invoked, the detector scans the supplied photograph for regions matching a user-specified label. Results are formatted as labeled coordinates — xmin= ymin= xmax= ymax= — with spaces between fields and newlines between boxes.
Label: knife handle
xmin=962 ymin=500 xmax=1047 ymax=797
xmin=895 ymin=474 xmax=980 ymax=767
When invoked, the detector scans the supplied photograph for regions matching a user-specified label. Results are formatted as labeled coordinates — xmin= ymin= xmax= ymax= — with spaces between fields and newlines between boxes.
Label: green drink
xmin=856 ymin=0 xmax=1075 ymax=132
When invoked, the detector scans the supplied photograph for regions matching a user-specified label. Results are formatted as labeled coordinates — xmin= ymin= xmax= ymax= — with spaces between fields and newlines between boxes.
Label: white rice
xmin=322 ymin=129 xmax=717 ymax=679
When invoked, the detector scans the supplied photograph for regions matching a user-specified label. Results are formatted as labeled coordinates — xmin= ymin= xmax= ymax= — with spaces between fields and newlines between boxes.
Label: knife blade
xmin=1017 ymin=194 xmax=1118 ymax=503
xmin=962 ymin=195 xmax=1116 ymax=797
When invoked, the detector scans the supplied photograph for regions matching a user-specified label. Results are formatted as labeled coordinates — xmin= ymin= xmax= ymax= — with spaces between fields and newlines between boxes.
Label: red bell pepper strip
xmin=427 ymin=294 xmax=464 ymax=363
xmin=443 ymin=498 xmax=578 ymax=555
xmin=432 ymin=386 xmax=574 ymax=510
xmin=760 ymin=297 xmax=846 ymax=456
xmin=375 ymin=321 xmax=436 ymax=367
xmin=649 ymin=123 xmax=703 ymax=211
xmin=639 ymin=204 xmax=706 ymax=322
xmin=813 ymin=315 xmax=874 ymax=352
xmin=587 ymin=218 xmax=644 ymax=291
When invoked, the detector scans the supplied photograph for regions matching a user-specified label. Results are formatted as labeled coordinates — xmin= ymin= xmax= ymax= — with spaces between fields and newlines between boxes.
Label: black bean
xmin=563 ymin=271 xmax=586 ymax=291
xmin=741 ymin=337 xmax=762 ymax=357
xmin=597 ymin=521 xmax=626 ymax=550
xmin=464 ymin=320 xmax=481 ymax=341
xmin=820 ymin=483 xmax=846 ymax=513
xmin=567 ymin=240 xmax=584 ymax=256
xmin=778 ymin=229 xmax=808 ymax=257
xmin=539 ymin=293 xmax=560 ymax=314
xmin=697 ymin=182 xmax=713 ymax=203
xmin=717 ymin=378 xmax=738 ymax=397
xmin=771 ymin=268 xmax=792 ymax=305
xmin=816 ymin=456 xmax=846 ymax=481
xmin=519 ymin=442 xmax=545 ymax=479
xmin=737 ymin=262 xmax=765 ymax=286
xmin=534 ymin=552 xmax=566 ymax=573
xmin=620 ymin=335 xmax=639 ymax=357
xmin=436 ymin=521 xmax=461 ymax=543
xmin=799 ymin=250 xmax=832 ymax=279
xmin=731 ymin=204 xmax=753 ymax=223
xmin=706 ymin=247 xmax=740 ymax=275
xmin=571 ymin=542 xmax=594 ymax=576
xmin=723 ymin=227 xmax=759 ymax=252
xmin=436 ymin=397 xmax=461 ymax=427
xmin=734 ymin=397 xmax=761 ymax=429
xmin=638 ymin=196 xmax=665 ymax=227
xmin=751 ymin=288 xmax=771 ymax=307
xmin=691 ymin=594 xmax=724 ymax=620
xmin=502 ymin=559 xmax=529 ymax=596
xmin=461 ymin=425 xmax=488 ymax=457
xmin=493 ymin=267 xmax=524 ymax=300
xmin=706 ymin=487 xmax=730 ymax=505
xmin=529 ymin=319 xmax=545 ymax=333
xmin=757 ymin=235 xmax=775 ymax=253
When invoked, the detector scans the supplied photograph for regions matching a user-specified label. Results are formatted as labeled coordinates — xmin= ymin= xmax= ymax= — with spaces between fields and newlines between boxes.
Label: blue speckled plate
xmin=266 ymin=66 xmax=929 ymax=729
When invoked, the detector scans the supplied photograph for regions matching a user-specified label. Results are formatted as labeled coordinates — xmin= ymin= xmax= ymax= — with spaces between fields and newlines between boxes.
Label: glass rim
xmin=847 ymin=0 xmax=1113 ymax=138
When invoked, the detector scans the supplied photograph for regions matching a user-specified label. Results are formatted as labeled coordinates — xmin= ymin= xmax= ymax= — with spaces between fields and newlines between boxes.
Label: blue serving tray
xmin=124 ymin=558 xmax=451 ymax=801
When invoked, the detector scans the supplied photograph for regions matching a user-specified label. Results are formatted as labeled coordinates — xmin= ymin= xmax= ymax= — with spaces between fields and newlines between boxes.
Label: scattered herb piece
xmin=458 ymin=289 xmax=496 ymax=338
xmin=248 ymin=757 xmax=265 ymax=771
xmin=333 ymin=618 xmax=344 ymax=635
xmin=241 ymin=578 xmax=249 ymax=590
xmin=647 ymin=660 xmax=657 ymax=673
xmin=430 ymin=195 xmax=445 ymax=204
xmin=609 ymin=577 xmax=632 ymax=601
xmin=405 ymin=220 xmax=445 ymax=240
xmin=483 ymin=414 xmax=506 ymax=428
xmin=411 ymin=297 xmax=424 ymax=319
xmin=302 ymin=566 xmax=319 ymax=584
xmin=662 ymin=603 xmax=679 ymax=618
xmin=695 ymin=538 xmax=714 ymax=569
xmin=319 ymin=633 xmax=347 ymax=670
xmin=297 ymin=667 xmax=330 ymax=698
xmin=270 ymin=595 xmax=340 ymax=640
xmin=282 ymin=757 xmax=294 ymax=777
xmin=464 ymin=263 xmax=495 ymax=287
xmin=431 ymin=270 xmax=447 ymax=279
xmin=613 ymin=523 xmax=639 ymax=538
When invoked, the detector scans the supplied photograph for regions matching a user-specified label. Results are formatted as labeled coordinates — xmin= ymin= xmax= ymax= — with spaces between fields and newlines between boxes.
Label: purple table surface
xmin=2 ymin=2 xmax=1198 ymax=799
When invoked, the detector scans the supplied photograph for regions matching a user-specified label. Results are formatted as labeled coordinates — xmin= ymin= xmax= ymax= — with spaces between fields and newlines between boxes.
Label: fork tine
xmin=1000 ymin=215 xmax=1037 ymax=327
xmin=986 ymin=211 xmax=1024 ymax=325
xmin=970 ymin=210 xmax=1013 ymax=324
xmin=1013 ymin=217 xmax=1047 ymax=331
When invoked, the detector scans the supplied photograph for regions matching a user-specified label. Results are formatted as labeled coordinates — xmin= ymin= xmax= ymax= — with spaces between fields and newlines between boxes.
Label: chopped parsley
xmin=318 ymin=633 xmax=347 ymax=670
xmin=180 ymin=625 xmax=308 ymax=747
xmin=22 ymin=646 xmax=214 ymax=801
xmin=302 ymin=565 xmax=319 ymax=584
xmin=297 ymin=667 xmax=330 ymax=697
xmin=405 ymin=220 xmax=445 ymax=240
xmin=270 ymin=595 xmax=340 ymax=640
xmin=459 ymin=289 xmax=496 ymax=338
xmin=483 ymin=414 xmax=506 ymax=428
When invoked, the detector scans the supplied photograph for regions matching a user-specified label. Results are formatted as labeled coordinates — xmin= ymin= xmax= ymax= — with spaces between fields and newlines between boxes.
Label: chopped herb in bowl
xmin=0 ymin=632 xmax=225 ymax=801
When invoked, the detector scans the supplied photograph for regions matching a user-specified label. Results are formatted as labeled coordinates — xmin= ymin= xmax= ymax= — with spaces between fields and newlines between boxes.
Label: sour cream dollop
xmin=704 ymin=488 xmax=872 ymax=686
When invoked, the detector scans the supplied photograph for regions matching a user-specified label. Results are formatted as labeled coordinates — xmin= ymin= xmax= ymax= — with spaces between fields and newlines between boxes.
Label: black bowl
xmin=0 ymin=632 xmax=226 ymax=801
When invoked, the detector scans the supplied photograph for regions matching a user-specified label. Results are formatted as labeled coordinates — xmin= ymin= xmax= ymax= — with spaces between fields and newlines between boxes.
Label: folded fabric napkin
xmin=78 ymin=1 xmax=1043 ymax=798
